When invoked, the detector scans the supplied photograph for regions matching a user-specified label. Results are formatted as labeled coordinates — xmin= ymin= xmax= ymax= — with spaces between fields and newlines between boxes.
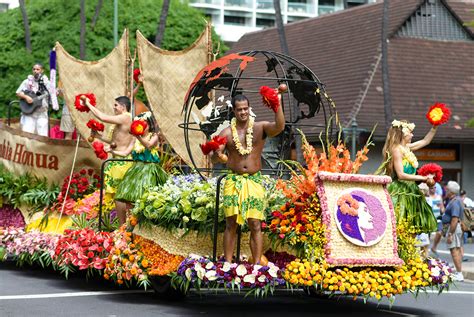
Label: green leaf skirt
xmin=115 ymin=161 xmax=168 ymax=203
xmin=388 ymin=180 xmax=437 ymax=234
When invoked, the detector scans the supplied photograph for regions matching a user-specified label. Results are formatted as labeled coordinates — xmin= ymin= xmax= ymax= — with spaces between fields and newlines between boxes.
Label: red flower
xmin=259 ymin=86 xmax=280 ymax=113
xmin=74 ymin=93 xmax=97 ymax=112
xmin=200 ymin=135 xmax=227 ymax=155
xmin=418 ymin=163 xmax=443 ymax=183
xmin=86 ymin=119 xmax=105 ymax=132
xmin=92 ymin=141 xmax=108 ymax=160
xmin=426 ymin=102 xmax=451 ymax=126
xmin=133 ymin=68 xmax=141 ymax=83
xmin=130 ymin=119 xmax=148 ymax=136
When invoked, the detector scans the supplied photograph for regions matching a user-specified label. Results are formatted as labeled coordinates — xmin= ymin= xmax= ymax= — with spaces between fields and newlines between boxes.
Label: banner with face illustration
xmin=316 ymin=172 xmax=403 ymax=267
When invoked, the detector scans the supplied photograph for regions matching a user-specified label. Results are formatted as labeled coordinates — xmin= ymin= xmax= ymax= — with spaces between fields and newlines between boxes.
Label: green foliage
xmin=0 ymin=164 xmax=59 ymax=211
xmin=0 ymin=0 xmax=228 ymax=117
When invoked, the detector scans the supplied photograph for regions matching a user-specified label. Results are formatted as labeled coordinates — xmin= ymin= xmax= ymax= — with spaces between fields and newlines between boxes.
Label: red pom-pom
xmin=92 ymin=141 xmax=108 ymax=160
xmin=133 ymin=68 xmax=141 ymax=83
xmin=75 ymin=93 xmax=96 ymax=112
xmin=418 ymin=163 xmax=443 ymax=183
xmin=200 ymin=136 xmax=227 ymax=155
xmin=259 ymin=86 xmax=280 ymax=113
xmin=130 ymin=119 xmax=148 ymax=136
xmin=426 ymin=103 xmax=451 ymax=126
xmin=86 ymin=119 xmax=104 ymax=132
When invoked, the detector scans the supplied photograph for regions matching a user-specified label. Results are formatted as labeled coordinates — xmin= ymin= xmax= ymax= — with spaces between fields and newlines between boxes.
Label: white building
xmin=0 ymin=0 xmax=18 ymax=12
xmin=189 ymin=0 xmax=375 ymax=42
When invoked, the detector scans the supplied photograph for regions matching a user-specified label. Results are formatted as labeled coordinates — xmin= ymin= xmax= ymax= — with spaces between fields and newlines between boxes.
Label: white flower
xmin=218 ymin=95 xmax=225 ymax=102
xmin=243 ymin=274 xmax=256 ymax=284
xmin=391 ymin=120 xmax=401 ymax=127
xmin=236 ymin=264 xmax=247 ymax=276
xmin=258 ymin=275 xmax=266 ymax=283
xmin=234 ymin=276 xmax=241 ymax=285
xmin=185 ymin=268 xmax=192 ymax=281
xmin=189 ymin=253 xmax=201 ymax=260
xmin=431 ymin=267 xmax=441 ymax=277
xmin=205 ymin=270 xmax=218 ymax=281
xmin=222 ymin=262 xmax=231 ymax=272
xmin=182 ymin=216 xmax=189 ymax=223
xmin=442 ymin=275 xmax=448 ymax=283
xmin=268 ymin=267 xmax=279 ymax=278
xmin=196 ymin=267 xmax=206 ymax=280
xmin=252 ymin=265 xmax=262 ymax=274
xmin=205 ymin=262 xmax=215 ymax=270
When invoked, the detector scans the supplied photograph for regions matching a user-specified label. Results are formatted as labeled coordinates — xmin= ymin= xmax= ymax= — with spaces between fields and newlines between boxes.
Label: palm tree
xmin=155 ymin=0 xmax=170 ymax=47
xmin=91 ymin=0 xmax=104 ymax=30
xmin=273 ymin=0 xmax=289 ymax=55
xmin=19 ymin=0 xmax=31 ymax=53
xmin=381 ymin=0 xmax=392 ymax=133
xmin=80 ymin=0 xmax=86 ymax=59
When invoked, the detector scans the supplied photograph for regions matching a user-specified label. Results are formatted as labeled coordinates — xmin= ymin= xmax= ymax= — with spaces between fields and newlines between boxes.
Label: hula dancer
xmin=84 ymin=96 xmax=135 ymax=225
xmin=115 ymin=112 xmax=168 ymax=207
xmin=208 ymin=87 xmax=285 ymax=264
xmin=382 ymin=120 xmax=438 ymax=233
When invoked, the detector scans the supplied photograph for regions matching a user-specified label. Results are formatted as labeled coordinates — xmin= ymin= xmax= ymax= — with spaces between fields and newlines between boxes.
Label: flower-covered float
xmin=0 ymin=126 xmax=455 ymax=302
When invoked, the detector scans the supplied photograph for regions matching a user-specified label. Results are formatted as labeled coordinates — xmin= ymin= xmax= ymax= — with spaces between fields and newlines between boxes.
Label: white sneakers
xmin=452 ymin=271 xmax=464 ymax=282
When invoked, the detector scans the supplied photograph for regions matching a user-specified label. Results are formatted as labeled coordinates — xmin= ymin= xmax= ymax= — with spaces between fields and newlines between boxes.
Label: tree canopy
xmin=0 ymin=0 xmax=227 ymax=118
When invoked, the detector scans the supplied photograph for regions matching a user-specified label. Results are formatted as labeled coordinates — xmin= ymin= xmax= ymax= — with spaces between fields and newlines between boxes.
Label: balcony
xmin=318 ymin=5 xmax=336 ymax=16
xmin=224 ymin=0 xmax=252 ymax=9
xmin=256 ymin=0 xmax=274 ymax=11
xmin=189 ymin=0 xmax=222 ymax=5
xmin=287 ymin=2 xmax=314 ymax=15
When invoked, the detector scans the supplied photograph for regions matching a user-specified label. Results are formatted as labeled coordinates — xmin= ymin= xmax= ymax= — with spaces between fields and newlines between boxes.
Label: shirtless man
xmin=85 ymin=96 xmax=135 ymax=225
xmin=211 ymin=93 xmax=285 ymax=264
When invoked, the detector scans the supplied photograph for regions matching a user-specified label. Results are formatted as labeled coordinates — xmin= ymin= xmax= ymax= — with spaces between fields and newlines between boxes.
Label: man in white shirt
xmin=16 ymin=63 xmax=57 ymax=136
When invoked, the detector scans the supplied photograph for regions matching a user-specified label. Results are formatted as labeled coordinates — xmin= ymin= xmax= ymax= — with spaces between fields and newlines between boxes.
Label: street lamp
xmin=351 ymin=119 xmax=358 ymax=161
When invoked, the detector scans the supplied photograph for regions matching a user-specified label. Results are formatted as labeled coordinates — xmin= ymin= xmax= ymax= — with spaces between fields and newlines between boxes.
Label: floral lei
xmin=400 ymin=146 xmax=419 ymax=169
xmin=231 ymin=117 xmax=254 ymax=156
xmin=392 ymin=120 xmax=415 ymax=136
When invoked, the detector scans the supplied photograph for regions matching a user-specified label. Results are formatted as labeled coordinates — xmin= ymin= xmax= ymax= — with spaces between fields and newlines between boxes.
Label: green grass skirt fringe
xmin=388 ymin=180 xmax=437 ymax=234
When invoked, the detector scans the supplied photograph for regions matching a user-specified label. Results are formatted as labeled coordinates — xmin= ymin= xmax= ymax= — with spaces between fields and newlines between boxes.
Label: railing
xmin=318 ymin=5 xmax=336 ymax=15
xmin=189 ymin=0 xmax=222 ymax=5
xmin=287 ymin=2 xmax=314 ymax=14
xmin=224 ymin=0 xmax=253 ymax=9
xmin=256 ymin=0 xmax=274 ymax=10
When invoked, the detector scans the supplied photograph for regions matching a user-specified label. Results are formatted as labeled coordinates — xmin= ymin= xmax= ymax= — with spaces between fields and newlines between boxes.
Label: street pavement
xmin=0 ymin=237 xmax=473 ymax=317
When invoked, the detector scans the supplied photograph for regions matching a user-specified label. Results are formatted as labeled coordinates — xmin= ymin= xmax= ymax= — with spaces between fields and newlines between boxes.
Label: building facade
xmin=189 ymin=0 xmax=374 ymax=42
xmin=0 ymin=0 xmax=18 ymax=12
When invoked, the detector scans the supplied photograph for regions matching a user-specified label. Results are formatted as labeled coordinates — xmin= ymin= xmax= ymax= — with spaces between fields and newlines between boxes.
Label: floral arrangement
xmin=74 ymin=190 xmax=115 ymax=220
xmin=0 ymin=228 xmax=59 ymax=267
xmin=132 ymin=174 xmax=286 ymax=233
xmin=418 ymin=163 xmax=443 ymax=183
xmin=86 ymin=119 xmax=105 ymax=132
xmin=267 ymin=193 xmax=321 ymax=253
xmin=49 ymin=169 xmax=101 ymax=216
xmin=0 ymin=205 xmax=25 ymax=228
xmin=263 ymin=249 xmax=297 ymax=270
xmin=53 ymin=228 xmax=113 ymax=276
xmin=283 ymin=257 xmax=450 ymax=301
xmin=74 ymin=93 xmax=96 ymax=112
xmin=276 ymin=130 xmax=373 ymax=203
xmin=426 ymin=102 xmax=451 ymax=126
xmin=259 ymin=86 xmax=280 ymax=113
xmin=130 ymin=119 xmax=148 ymax=136
xmin=104 ymin=229 xmax=149 ymax=288
xmin=426 ymin=257 xmax=453 ymax=289
xmin=134 ymin=235 xmax=184 ymax=276
xmin=171 ymin=255 xmax=285 ymax=297
xmin=92 ymin=141 xmax=108 ymax=160
xmin=200 ymin=135 xmax=227 ymax=155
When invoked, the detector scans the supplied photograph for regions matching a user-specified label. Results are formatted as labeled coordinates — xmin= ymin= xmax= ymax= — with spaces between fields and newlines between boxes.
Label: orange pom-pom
xmin=426 ymin=103 xmax=451 ymax=126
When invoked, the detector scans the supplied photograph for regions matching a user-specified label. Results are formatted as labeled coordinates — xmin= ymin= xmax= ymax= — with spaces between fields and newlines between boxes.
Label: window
xmin=224 ymin=15 xmax=247 ymax=25
xmin=256 ymin=18 xmax=275 ymax=27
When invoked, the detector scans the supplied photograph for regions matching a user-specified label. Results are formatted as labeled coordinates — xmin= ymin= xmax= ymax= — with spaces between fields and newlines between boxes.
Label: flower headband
xmin=392 ymin=120 xmax=415 ymax=136
xmin=134 ymin=111 xmax=152 ymax=121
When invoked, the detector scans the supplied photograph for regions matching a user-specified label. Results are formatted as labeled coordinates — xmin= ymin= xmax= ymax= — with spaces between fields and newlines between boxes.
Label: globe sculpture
xmin=181 ymin=51 xmax=337 ymax=177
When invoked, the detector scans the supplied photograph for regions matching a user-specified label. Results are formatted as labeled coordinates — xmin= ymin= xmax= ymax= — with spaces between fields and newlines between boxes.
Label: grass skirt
xmin=388 ymin=180 xmax=437 ymax=234
xmin=115 ymin=161 xmax=167 ymax=203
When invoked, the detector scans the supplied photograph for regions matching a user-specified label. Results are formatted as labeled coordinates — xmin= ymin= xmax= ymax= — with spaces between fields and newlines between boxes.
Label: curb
xmin=462 ymin=270 xmax=474 ymax=281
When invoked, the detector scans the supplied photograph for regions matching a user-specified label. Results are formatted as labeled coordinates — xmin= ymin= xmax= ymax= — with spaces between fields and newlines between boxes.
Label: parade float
xmin=0 ymin=31 xmax=455 ymax=304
